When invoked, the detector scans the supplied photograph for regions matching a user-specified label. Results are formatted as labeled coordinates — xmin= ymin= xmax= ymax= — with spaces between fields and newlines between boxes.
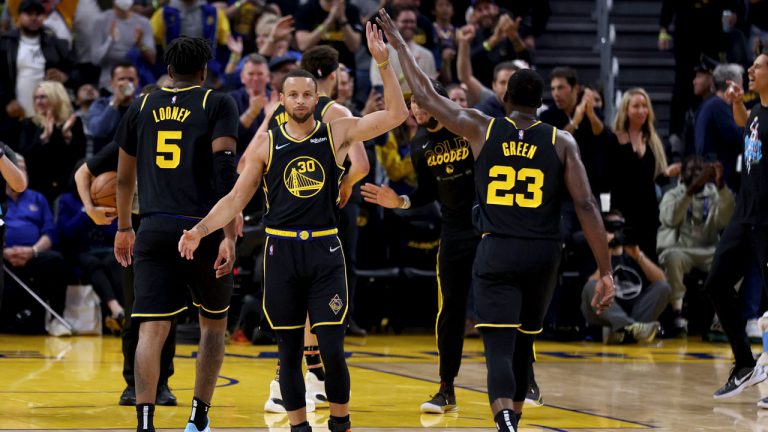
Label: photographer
xmin=581 ymin=211 xmax=671 ymax=344
xmin=657 ymin=155 xmax=734 ymax=332
xmin=88 ymin=63 xmax=139 ymax=154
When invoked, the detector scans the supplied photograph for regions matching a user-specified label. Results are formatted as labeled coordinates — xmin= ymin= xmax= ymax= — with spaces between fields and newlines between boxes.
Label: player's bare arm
xmin=376 ymin=9 xmax=489 ymax=155
xmin=74 ymin=163 xmax=116 ymax=225
xmin=556 ymin=130 xmax=614 ymax=313
xmin=324 ymin=99 xmax=370 ymax=207
xmin=114 ymin=148 xmax=137 ymax=267
xmin=329 ymin=21 xmax=408 ymax=163
xmin=211 ymin=135 xmax=239 ymax=277
xmin=179 ymin=132 xmax=269 ymax=259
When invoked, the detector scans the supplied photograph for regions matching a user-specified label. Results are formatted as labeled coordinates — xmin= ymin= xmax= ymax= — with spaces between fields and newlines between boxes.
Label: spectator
xmin=474 ymin=61 xmax=519 ymax=117
xmin=677 ymin=58 xmax=716 ymax=159
xmin=494 ymin=0 xmax=550 ymax=50
xmin=432 ymin=0 xmax=457 ymax=83
xmin=1 ymin=156 xmax=67 ymax=333
xmin=252 ymin=13 xmax=295 ymax=60
xmin=228 ymin=54 xmax=270 ymax=154
xmin=335 ymin=64 xmax=361 ymax=115
xmin=219 ymin=0 xmax=268 ymax=56
xmin=370 ymin=6 xmax=437 ymax=97
xmin=469 ymin=0 xmax=528 ymax=87
xmin=581 ymin=211 xmax=670 ymax=344
xmin=16 ymin=81 xmax=85 ymax=205
xmin=386 ymin=0 xmax=435 ymax=51
xmin=0 ymin=142 xmax=29 ymax=313
xmin=447 ymin=83 xmax=468 ymax=108
xmin=0 ymin=0 xmax=73 ymax=142
xmin=74 ymin=83 xmax=99 ymax=156
xmin=608 ymin=88 xmax=680 ymax=263
xmin=694 ymin=63 xmax=745 ymax=190
xmin=88 ymin=63 xmax=139 ymax=155
xmin=657 ymin=156 xmax=735 ymax=332
xmin=91 ymin=0 xmax=156 ymax=91
xmin=295 ymin=0 xmax=363 ymax=75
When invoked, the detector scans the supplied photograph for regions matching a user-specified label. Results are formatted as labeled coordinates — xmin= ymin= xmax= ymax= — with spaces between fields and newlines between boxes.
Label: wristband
xmin=31 ymin=245 xmax=38 ymax=258
xmin=118 ymin=226 xmax=133 ymax=232
xmin=377 ymin=59 xmax=390 ymax=69
xmin=482 ymin=40 xmax=492 ymax=51
xmin=317 ymin=23 xmax=326 ymax=33
xmin=0 ymin=145 xmax=5 ymax=159
xmin=399 ymin=195 xmax=411 ymax=209
xmin=658 ymin=31 xmax=672 ymax=41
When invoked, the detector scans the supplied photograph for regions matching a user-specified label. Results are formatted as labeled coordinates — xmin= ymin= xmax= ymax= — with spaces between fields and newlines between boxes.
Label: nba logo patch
xmin=269 ymin=245 xmax=274 ymax=256
xmin=329 ymin=294 xmax=344 ymax=315
xmin=171 ymin=95 xmax=177 ymax=105
xmin=518 ymin=130 xmax=524 ymax=140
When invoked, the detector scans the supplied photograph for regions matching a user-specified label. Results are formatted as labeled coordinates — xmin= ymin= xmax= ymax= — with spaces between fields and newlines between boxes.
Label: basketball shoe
xmin=713 ymin=365 xmax=768 ymax=399
xmin=184 ymin=418 xmax=210 ymax=432
xmin=305 ymin=371 xmax=329 ymax=407
xmin=264 ymin=379 xmax=316 ymax=413
xmin=420 ymin=389 xmax=457 ymax=414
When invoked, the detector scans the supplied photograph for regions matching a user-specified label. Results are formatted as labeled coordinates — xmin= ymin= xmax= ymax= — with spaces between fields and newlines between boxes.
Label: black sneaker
xmin=420 ymin=390 xmax=457 ymax=413
xmin=525 ymin=373 xmax=543 ymax=406
xmin=714 ymin=366 xmax=768 ymax=399
xmin=118 ymin=385 xmax=136 ymax=406
xmin=156 ymin=383 xmax=178 ymax=406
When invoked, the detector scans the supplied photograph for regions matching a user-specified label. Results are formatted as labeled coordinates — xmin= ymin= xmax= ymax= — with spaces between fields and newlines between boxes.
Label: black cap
xmin=471 ymin=0 xmax=495 ymax=5
xmin=268 ymin=55 xmax=298 ymax=72
xmin=694 ymin=55 xmax=718 ymax=74
xmin=18 ymin=0 xmax=45 ymax=13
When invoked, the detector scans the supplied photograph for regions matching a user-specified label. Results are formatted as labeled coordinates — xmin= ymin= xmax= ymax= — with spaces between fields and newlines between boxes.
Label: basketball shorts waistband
xmin=265 ymin=227 xmax=338 ymax=240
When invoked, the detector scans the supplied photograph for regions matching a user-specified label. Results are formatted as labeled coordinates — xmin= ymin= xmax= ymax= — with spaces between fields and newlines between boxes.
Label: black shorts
xmin=262 ymin=228 xmax=348 ymax=331
xmin=132 ymin=215 xmax=233 ymax=320
xmin=473 ymin=235 xmax=561 ymax=333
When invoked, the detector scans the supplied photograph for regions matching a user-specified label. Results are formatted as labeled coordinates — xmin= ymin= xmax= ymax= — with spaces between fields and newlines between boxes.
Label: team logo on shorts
xmin=329 ymin=294 xmax=344 ymax=315
xmin=283 ymin=156 xmax=325 ymax=198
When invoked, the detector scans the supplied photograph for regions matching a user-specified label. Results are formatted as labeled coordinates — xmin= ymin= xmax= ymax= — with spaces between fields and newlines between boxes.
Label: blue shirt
xmin=5 ymin=189 xmax=56 ymax=247
xmin=55 ymin=192 xmax=117 ymax=254
xmin=228 ymin=87 xmax=271 ymax=155
xmin=88 ymin=96 xmax=131 ymax=154
xmin=694 ymin=96 xmax=744 ymax=188
xmin=474 ymin=95 xmax=506 ymax=118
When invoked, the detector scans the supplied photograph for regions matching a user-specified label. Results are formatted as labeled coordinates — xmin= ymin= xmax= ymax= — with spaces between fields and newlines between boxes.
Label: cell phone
xmin=622 ymin=227 xmax=638 ymax=247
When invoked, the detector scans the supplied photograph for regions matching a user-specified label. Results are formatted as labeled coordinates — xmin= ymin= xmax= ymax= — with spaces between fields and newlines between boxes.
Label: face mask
xmin=114 ymin=0 xmax=133 ymax=11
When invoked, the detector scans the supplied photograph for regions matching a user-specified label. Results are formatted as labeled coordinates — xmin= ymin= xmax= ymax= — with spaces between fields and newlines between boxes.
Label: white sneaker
xmin=747 ymin=319 xmax=761 ymax=339
xmin=305 ymin=371 xmax=329 ymax=408
xmin=264 ymin=379 xmax=316 ymax=413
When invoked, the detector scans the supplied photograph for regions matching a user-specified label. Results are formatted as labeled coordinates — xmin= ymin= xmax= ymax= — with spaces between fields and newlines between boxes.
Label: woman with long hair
xmin=608 ymin=88 xmax=680 ymax=262
xmin=16 ymin=81 xmax=85 ymax=204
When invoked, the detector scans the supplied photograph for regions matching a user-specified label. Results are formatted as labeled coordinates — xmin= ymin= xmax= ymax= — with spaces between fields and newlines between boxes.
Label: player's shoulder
xmin=203 ymin=89 xmax=237 ymax=109
xmin=323 ymin=101 xmax=352 ymax=121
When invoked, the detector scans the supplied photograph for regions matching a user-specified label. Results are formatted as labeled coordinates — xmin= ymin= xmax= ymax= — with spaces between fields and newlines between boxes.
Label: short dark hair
xmin=430 ymin=78 xmax=448 ymax=98
xmin=300 ymin=46 xmax=340 ymax=80
xmin=393 ymin=5 xmax=418 ymax=20
xmin=493 ymin=61 xmax=520 ymax=82
xmin=164 ymin=36 xmax=212 ymax=76
xmin=282 ymin=69 xmax=318 ymax=91
xmin=549 ymin=66 xmax=578 ymax=88
xmin=505 ymin=69 xmax=544 ymax=108
xmin=110 ymin=61 xmax=137 ymax=78
xmin=244 ymin=53 xmax=268 ymax=67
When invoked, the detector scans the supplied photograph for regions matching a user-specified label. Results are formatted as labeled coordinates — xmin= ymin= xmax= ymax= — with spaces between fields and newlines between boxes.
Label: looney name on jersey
xmin=426 ymin=136 xmax=470 ymax=167
xmin=152 ymin=106 xmax=192 ymax=124
xmin=502 ymin=141 xmax=538 ymax=159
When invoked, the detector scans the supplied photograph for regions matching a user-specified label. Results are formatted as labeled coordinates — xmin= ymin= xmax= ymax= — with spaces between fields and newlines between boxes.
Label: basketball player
xmin=244 ymin=45 xmax=370 ymax=413
xmin=113 ymin=37 xmax=240 ymax=432
xmin=705 ymin=49 xmax=768 ymax=402
xmin=178 ymin=22 xmax=407 ymax=432
xmin=360 ymin=79 xmax=479 ymax=414
xmin=376 ymin=10 xmax=614 ymax=431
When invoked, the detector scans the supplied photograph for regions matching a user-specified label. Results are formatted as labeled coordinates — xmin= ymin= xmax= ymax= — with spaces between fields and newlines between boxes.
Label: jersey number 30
xmin=486 ymin=166 xmax=544 ymax=208
xmin=156 ymin=131 xmax=181 ymax=169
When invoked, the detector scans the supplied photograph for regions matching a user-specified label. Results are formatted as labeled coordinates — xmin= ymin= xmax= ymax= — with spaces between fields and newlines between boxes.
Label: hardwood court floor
xmin=1 ymin=334 xmax=767 ymax=431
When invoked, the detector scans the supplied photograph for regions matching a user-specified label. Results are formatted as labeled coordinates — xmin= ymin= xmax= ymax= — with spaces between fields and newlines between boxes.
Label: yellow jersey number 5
xmin=156 ymin=131 xmax=181 ymax=169
xmin=486 ymin=166 xmax=544 ymax=208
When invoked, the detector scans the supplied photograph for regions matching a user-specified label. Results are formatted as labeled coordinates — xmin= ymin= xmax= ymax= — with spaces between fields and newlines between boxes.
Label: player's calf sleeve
xmin=315 ymin=325 xmax=350 ymax=404
xmin=480 ymin=327 xmax=517 ymax=403
xmin=213 ymin=150 xmax=237 ymax=197
xmin=276 ymin=329 xmax=306 ymax=411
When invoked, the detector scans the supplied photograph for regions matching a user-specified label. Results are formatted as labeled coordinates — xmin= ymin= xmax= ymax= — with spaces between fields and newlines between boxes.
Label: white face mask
xmin=114 ymin=0 xmax=133 ymax=11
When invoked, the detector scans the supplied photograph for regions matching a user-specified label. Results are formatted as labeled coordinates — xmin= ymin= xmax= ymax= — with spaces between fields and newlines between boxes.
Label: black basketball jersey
xmin=262 ymin=121 xmax=345 ymax=229
xmin=475 ymin=118 xmax=563 ymax=240
xmin=115 ymin=86 xmax=239 ymax=218
xmin=410 ymin=125 xmax=474 ymax=225
xmin=736 ymin=103 xmax=768 ymax=225
xmin=267 ymin=95 xmax=335 ymax=130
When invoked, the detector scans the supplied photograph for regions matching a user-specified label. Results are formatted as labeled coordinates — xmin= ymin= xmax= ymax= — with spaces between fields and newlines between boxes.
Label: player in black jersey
xmin=705 ymin=49 xmax=768 ymax=402
xmin=178 ymin=22 xmax=407 ymax=432
xmin=361 ymin=79 xmax=479 ymax=414
xmin=377 ymin=10 xmax=614 ymax=431
xmin=113 ymin=37 xmax=240 ymax=432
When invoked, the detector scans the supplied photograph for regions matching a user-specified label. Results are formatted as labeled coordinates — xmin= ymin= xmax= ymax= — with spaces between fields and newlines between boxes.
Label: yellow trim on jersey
xmin=482 ymin=232 xmax=490 ymax=238
xmin=518 ymin=327 xmax=543 ymax=335
xmin=475 ymin=323 xmax=522 ymax=328
xmin=320 ymin=100 xmax=335 ymax=117
xmin=202 ymin=89 xmax=213 ymax=109
xmin=265 ymin=130 xmax=274 ymax=174
xmin=311 ymin=236 xmax=349 ymax=329
xmin=192 ymin=302 xmax=230 ymax=315
xmin=279 ymin=121 xmax=322 ymax=143
xmin=261 ymin=236 xmax=312 ymax=330
xmin=139 ymin=93 xmax=150 ymax=112
xmin=505 ymin=117 xmax=541 ymax=130
xmin=265 ymin=227 xmax=338 ymax=239
xmin=485 ymin=118 xmax=496 ymax=141
xmin=132 ymin=306 xmax=189 ymax=318
xmin=327 ymin=123 xmax=345 ymax=170
xmin=161 ymin=85 xmax=202 ymax=92
xmin=551 ymin=127 xmax=557 ymax=145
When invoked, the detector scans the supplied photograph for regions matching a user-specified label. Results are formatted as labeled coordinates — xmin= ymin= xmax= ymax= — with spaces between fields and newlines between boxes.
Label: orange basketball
xmin=90 ymin=171 xmax=117 ymax=208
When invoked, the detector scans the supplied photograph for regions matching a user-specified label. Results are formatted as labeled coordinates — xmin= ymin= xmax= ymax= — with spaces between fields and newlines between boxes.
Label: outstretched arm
xmin=376 ymin=9 xmax=489 ymax=151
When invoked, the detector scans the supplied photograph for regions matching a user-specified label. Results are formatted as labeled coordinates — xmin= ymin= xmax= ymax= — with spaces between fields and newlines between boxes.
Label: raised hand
xmin=375 ymin=8 xmax=406 ymax=49
xmin=457 ymin=24 xmax=475 ymax=44
xmin=366 ymin=20 xmax=389 ymax=64
xmin=227 ymin=34 xmax=243 ymax=56
xmin=271 ymin=15 xmax=295 ymax=41
xmin=725 ymin=79 xmax=744 ymax=105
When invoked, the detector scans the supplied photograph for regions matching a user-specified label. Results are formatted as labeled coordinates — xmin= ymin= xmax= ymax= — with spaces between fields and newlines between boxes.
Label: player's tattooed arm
xmin=195 ymin=223 xmax=210 ymax=237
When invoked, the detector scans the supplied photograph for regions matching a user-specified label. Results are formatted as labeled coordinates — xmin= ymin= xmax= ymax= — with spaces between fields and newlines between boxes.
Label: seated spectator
xmin=581 ymin=211 xmax=670 ymax=344
xmin=1 ymin=156 xmax=66 ymax=333
xmin=0 ymin=142 xmax=29 ymax=314
xmin=91 ymin=0 xmax=156 ymax=91
xmin=468 ymin=0 xmax=528 ymax=87
xmin=56 ymin=163 xmax=123 ymax=334
xmin=657 ymin=156 xmax=734 ymax=332
xmin=694 ymin=63 xmax=745 ymax=190
xmin=295 ymin=0 xmax=363 ymax=76
xmin=88 ymin=63 xmax=139 ymax=154
xmin=16 ymin=81 xmax=85 ymax=205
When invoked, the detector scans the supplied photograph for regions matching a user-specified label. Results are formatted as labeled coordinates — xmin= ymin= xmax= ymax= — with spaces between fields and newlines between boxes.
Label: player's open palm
xmin=361 ymin=183 xmax=400 ymax=208
xmin=114 ymin=230 xmax=135 ymax=267
xmin=592 ymin=274 xmax=615 ymax=315
xmin=178 ymin=229 xmax=201 ymax=260
xmin=376 ymin=9 xmax=405 ymax=49
xmin=366 ymin=21 xmax=388 ymax=63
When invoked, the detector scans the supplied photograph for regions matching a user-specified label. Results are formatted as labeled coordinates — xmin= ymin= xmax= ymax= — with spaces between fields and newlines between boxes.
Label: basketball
xmin=90 ymin=171 xmax=117 ymax=208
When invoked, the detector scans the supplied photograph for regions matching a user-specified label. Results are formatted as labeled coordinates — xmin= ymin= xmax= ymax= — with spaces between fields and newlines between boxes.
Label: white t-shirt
xmin=16 ymin=35 xmax=46 ymax=119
